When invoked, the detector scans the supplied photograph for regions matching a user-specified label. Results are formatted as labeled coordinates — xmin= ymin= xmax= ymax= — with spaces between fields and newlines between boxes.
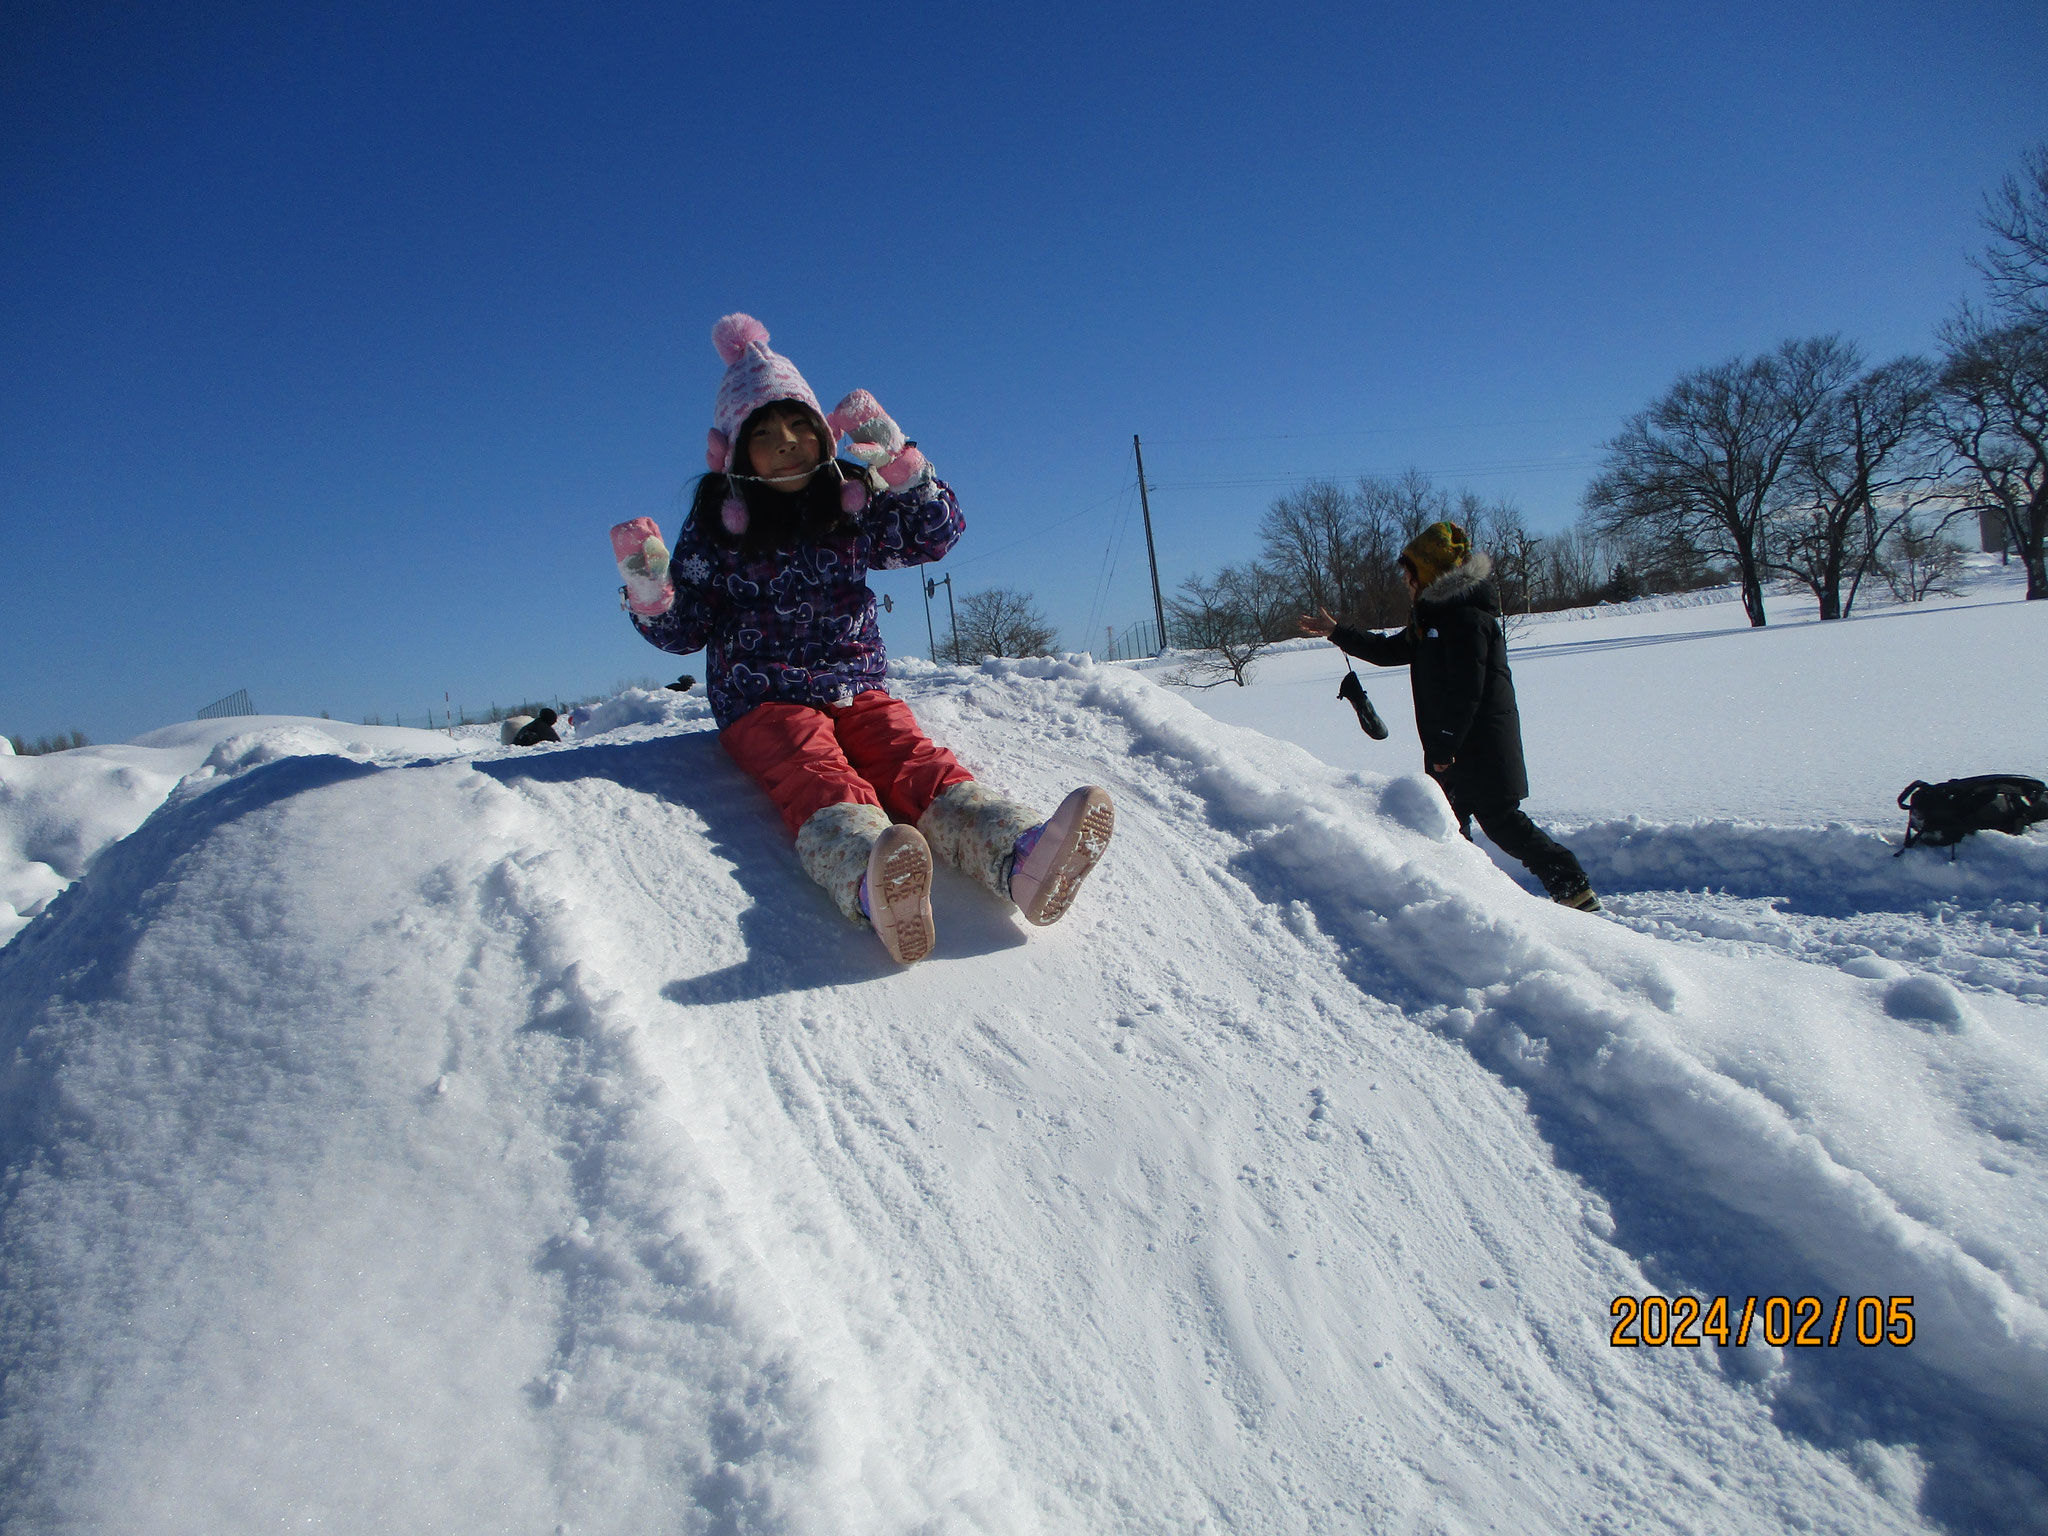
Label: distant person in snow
xmin=609 ymin=313 xmax=1113 ymax=965
xmin=511 ymin=709 xmax=560 ymax=746
xmin=1300 ymin=521 xmax=1600 ymax=912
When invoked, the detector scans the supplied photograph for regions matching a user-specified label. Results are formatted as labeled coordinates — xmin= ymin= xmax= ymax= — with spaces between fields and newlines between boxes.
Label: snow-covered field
xmin=1171 ymin=561 xmax=2048 ymax=1012
xmin=0 ymin=564 xmax=2044 ymax=1533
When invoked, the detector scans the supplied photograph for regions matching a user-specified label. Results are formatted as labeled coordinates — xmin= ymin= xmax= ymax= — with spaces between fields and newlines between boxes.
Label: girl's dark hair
xmin=688 ymin=402 xmax=861 ymax=552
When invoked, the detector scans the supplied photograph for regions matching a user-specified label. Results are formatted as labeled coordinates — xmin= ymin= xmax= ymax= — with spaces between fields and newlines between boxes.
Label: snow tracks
xmin=1044 ymin=658 xmax=2048 ymax=1533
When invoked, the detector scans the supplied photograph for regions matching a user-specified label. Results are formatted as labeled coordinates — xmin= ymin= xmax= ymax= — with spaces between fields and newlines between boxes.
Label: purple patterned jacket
xmin=631 ymin=470 xmax=963 ymax=729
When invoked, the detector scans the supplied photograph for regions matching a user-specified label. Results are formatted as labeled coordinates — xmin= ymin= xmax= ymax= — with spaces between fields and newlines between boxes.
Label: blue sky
xmin=4 ymin=1 xmax=2043 ymax=743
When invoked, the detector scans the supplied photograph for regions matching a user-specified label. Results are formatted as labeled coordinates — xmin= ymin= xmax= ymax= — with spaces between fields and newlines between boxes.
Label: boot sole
xmin=869 ymin=826 xmax=935 ymax=964
xmin=1014 ymin=788 xmax=1115 ymax=927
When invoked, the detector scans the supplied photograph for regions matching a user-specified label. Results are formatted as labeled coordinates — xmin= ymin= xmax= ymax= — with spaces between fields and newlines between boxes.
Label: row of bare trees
xmin=1162 ymin=146 xmax=2048 ymax=686
xmin=1165 ymin=471 xmax=1690 ymax=686
xmin=7 ymin=729 xmax=91 ymax=756
xmin=1588 ymin=146 xmax=2048 ymax=624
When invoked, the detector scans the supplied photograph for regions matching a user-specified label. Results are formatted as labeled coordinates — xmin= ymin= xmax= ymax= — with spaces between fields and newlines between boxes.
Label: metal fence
xmin=1102 ymin=619 xmax=1166 ymax=663
xmin=196 ymin=689 xmax=255 ymax=720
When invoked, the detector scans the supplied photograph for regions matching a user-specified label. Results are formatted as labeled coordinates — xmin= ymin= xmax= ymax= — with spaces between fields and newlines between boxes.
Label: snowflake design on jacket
xmin=630 ymin=471 xmax=963 ymax=729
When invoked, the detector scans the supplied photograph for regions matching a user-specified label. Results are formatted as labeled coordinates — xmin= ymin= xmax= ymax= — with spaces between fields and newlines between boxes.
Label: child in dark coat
xmin=610 ymin=315 xmax=1113 ymax=964
xmin=1301 ymin=521 xmax=1599 ymax=911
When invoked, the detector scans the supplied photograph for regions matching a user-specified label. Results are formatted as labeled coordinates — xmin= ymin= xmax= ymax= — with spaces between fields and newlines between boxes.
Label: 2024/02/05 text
xmin=1609 ymin=1295 xmax=1915 ymax=1348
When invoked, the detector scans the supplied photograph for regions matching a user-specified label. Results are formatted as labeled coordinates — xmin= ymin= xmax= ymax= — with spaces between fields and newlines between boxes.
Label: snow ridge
xmin=1054 ymin=660 xmax=2048 ymax=1420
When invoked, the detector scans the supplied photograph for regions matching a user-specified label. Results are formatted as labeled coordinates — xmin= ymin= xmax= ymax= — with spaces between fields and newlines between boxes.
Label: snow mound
xmin=573 ymin=685 xmax=708 ymax=737
xmin=0 ymin=716 xmax=480 ymax=949
xmin=1883 ymin=973 xmax=1977 ymax=1032
xmin=0 ymin=666 xmax=2043 ymax=1531
xmin=200 ymin=725 xmax=377 ymax=777
xmin=1376 ymin=771 xmax=1458 ymax=839
xmin=0 ymin=748 xmax=185 ymax=945
xmin=127 ymin=712 xmax=477 ymax=758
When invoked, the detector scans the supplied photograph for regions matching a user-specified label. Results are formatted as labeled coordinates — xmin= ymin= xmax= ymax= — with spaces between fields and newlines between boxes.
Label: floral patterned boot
xmin=796 ymin=802 xmax=935 ymax=964
xmin=918 ymin=781 xmax=1114 ymax=927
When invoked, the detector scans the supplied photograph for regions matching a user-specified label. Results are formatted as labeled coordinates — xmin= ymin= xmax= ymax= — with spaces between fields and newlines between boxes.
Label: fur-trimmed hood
xmin=1415 ymin=550 xmax=1496 ymax=611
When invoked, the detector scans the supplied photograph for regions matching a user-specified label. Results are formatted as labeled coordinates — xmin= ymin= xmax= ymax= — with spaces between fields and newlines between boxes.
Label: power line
xmin=948 ymin=485 xmax=1128 ymax=570
xmin=1147 ymin=456 xmax=1605 ymax=492
xmin=1083 ymin=477 xmax=1140 ymax=644
xmin=1141 ymin=411 xmax=1620 ymax=447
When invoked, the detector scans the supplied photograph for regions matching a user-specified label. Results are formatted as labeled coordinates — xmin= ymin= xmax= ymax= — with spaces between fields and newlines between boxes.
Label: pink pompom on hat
xmin=704 ymin=314 xmax=831 ymax=473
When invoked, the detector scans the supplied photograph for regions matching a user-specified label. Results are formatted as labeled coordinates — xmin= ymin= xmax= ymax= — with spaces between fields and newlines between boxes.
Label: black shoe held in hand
xmin=1338 ymin=670 xmax=1389 ymax=740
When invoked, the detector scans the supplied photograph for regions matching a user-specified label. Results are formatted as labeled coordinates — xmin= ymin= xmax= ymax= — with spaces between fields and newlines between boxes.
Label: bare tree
xmin=1347 ymin=471 xmax=1449 ymax=624
xmin=1585 ymin=337 xmax=1858 ymax=626
xmin=1773 ymin=354 xmax=1944 ymax=619
xmin=1936 ymin=314 xmax=2048 ymax=600
xmin=1372 ymin=467 xmax=1454 ymax=542
xmin=1974 ymin=142 xmax=2048 ymax=326
xmin=1934 ymin=145 xmax=2048 ymax=602
xmin=1166 ymin=564 xmax=1290 ymax=687
xmin=1256 ymin=481 xmax=1360 ymax=620
xmin=1541 ymin=525 xmax=1607 ymax=607
xmin=1875 ymin=509 xmax=1970 ymax=603
xmin=949 ymin=586 xmax=1058 ymax=661
xmin=1457 ymin=492 xmax=1539 ymax=615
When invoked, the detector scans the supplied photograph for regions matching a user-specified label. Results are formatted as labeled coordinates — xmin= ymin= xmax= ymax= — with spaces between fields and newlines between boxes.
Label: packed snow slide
xmin=0 ymin=666 xmax=2042 ymax=1533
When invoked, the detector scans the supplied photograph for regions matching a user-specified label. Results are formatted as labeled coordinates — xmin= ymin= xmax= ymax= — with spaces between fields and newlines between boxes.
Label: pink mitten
xmin=876 ymin=443 xmax=928 ymax=490
xmin=610 ymin=517 xmax=674 ymax=616
xmin=827 ymin=390 xmax=929 ymax=490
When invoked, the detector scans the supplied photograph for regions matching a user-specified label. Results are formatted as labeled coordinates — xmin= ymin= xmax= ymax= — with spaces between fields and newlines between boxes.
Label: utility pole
xmin=1133 ymin=435 xmax=1168 ymax=656
xmin=921 ymin=575 xmax=937 ymax=661
xmin=926 ymin=574 xmax=958 ymax=662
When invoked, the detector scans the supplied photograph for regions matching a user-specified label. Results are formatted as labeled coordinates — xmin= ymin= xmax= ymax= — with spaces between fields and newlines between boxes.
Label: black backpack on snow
xmin=1895 ymin=774 xmax=2048 ymax=855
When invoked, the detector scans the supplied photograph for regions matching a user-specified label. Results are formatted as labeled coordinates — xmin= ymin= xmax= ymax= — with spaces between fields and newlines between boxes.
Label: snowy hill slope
xmin=2 ymin=662 xmax=2046 ymax=1532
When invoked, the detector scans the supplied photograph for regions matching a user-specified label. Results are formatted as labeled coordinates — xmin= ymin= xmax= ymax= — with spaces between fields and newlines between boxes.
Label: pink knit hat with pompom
xmin=704 ymin=314 xmax=831 ymax=474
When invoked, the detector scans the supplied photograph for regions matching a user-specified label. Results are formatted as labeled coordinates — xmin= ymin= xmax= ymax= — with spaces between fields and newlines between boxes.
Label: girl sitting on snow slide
xmin=610 ymin=314 xmax=1113 ymax=965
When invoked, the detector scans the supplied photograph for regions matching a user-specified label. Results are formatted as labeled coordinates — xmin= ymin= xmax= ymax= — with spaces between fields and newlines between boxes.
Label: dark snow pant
xmin=1447 ymin=791 xmax=1590 ymax=897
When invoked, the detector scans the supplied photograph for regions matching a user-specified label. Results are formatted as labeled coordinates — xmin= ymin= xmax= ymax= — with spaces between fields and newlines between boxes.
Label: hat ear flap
xmin=706 ymin=428 xmax=731 ymax=472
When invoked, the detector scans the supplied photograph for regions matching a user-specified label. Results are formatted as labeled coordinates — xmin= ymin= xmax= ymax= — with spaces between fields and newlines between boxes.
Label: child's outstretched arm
xmin=828 ymin=390 xmax=964 ymax=570
xmin=611 ymin=515 xmax=716 ymax=656
xmin=1327 ymin=623 xmax=1413 ymax=667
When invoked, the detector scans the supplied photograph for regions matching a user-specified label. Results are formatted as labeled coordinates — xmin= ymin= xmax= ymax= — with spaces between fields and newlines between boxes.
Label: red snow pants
xmin=719 ymin=690 xmax=975 ymax=838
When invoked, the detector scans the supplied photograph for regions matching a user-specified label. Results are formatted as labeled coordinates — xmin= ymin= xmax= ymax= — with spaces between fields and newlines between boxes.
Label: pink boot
xmin=863 ymin=824 xmax=936 ymax=964
xmin=1008 ymin=787 xmax=1115 ymax=927
xmin=795 ymin=803 xmax=936 ymax=965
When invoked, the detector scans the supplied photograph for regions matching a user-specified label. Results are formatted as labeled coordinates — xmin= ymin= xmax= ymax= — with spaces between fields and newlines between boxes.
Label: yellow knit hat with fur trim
xmin=1399 ymin=521 xmax=1472 ymax=589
